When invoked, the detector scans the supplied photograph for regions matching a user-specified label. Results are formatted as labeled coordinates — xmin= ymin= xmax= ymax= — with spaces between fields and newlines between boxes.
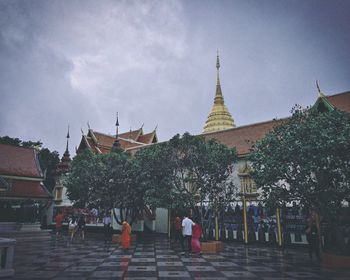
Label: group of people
xmin=54 ymin=210 xmax=133 ymax=250
xmin=55 ymin=210 xmax=86 ymax=242
xmin=174 ymin=214 xmax=202 ymax=256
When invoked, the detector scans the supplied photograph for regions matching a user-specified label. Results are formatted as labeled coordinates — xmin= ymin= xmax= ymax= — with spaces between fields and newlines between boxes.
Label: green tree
xmin=64 ymin=149 xmax=145 ymax=224
xmin=250 ymin=107 xmax=350 ymax=224
xmin=38 ymin=148 xmax=60 ymax=192
xmin=64 ymin=150 xmax=101 ymax=208
xmin=135 ymin=133 xmax=237 ymax=239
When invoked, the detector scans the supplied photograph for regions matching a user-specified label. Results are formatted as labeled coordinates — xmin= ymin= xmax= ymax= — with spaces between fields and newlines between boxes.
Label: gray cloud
xmin=1 ymin=0 xmax=349 ymax=155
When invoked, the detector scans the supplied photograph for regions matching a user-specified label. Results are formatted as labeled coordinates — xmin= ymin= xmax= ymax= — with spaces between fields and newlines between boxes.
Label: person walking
xmin=191 ymin=219 xmax=202 ymax=254
xmin=182 ymin=214 xmax=194 ymax=256
xmin=121 ymin=221 xmax=132 ymax=251
xmin=77 ymin=215 xmax=86 ymax=240
xmin=55 ymin=210 xmax=64 ymax=240
xmin=103 ymin=211 xmax=112 ymax=243
xmin=174 ymin=215 xmax=185 ymax=250
xmin=68 ymin=216 xmax=77 ymax=242
xmin=306 ymin=221 xmax=320 ymax=260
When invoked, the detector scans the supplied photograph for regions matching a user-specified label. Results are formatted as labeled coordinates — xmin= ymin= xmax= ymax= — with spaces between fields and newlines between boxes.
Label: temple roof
xmin=77 ymin=127 xmax=158 ymax=154
xmin=203 ymin=54 xmax=235 ymax=133
xmin=325 ymin=91 xmax=350 ymax=112
xmin=2 ymin=179 xmax=52 ymax=199
xmin=0 ymin=144 xmax=43 ymax=178
xmin=203 ymin=90 xmax=350 ymax=156
xmin=0 ymin=144 xmax=51 ymax=200
xmin=203 ymin=118 xmax=285 ymax=156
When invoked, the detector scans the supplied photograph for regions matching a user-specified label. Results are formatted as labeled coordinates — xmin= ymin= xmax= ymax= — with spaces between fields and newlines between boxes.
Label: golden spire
xmin=202 ymin=53 xmax=235 ymax=133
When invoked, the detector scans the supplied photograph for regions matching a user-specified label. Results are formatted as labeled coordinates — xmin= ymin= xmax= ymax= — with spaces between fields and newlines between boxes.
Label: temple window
xmin=55 ymin=187 xmax=63 ymax=201
xmin=238 ymin=162 xmax=257 ymax=194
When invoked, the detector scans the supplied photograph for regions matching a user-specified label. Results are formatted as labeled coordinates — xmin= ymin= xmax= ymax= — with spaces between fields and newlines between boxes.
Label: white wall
xmin=155 ymin=208 xmax=169 ymax=233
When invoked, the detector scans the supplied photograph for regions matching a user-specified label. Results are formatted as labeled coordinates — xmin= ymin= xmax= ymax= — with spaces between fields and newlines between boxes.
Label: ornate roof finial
xmin=216 ymin=50 xmax=220 ymax=86
xmin=115 ymin=112 xmax=119 ymax=128
xmin=214 ymin=51 xmax=224 ymax=103
xmin=216 ymin=50 xmax=220 ymax=69
xmin=316 ymin=80 xmax=325 ymax=97
xmin=113 ymin=112 xmax=121 ymax=150
xmin=87 ymin=122 xmax=91 ymax=130
xmin=65 ymin=125 xmax=70 ymax=153
xmin=57 ymin=124 xmax=72 ymax=174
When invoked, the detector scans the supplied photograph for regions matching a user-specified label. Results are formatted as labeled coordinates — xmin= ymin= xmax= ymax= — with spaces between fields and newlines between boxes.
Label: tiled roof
xmin=0 ymin=144 xmax=43 ymax=178
xmin=202 ymin=119 xmax=286 ymax=156
xmin=326 ymin=91 xmax=350 ymax=113
xmin=3 ymin=179 xmax=52 ymax=199
xmin=138 ymin=131 xmax=156 ymax=144
xmin=119 ymin=129 xmax=142 ymax=141
xmin=92 ymin=132 xmax=115 ymax=148
xmin=78 ymin=128 xmax=158 ymax=154
xmin=202 ymin=91 xmax=350 ymax=156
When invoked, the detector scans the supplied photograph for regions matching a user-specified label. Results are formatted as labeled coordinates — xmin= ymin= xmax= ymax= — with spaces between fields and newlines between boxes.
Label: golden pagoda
xmin=202 ymin=54 xmax=235 ymax=133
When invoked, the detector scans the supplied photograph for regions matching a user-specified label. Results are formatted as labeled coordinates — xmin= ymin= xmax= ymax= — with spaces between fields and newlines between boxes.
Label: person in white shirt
xmin=68 ymin=216 xmax=77 ymax=242
xmin=182 ymin=214 xmax=195 ymax=255
xmin=103 ymin=211 xmax=112 ymax=243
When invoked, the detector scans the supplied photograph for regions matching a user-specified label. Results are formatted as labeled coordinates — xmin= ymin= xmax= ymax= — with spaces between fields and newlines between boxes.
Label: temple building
xmin=53 ymin=53 xmax=350 ymax=240
xmin=201 ymin=56 xmax=350 ymax=199
xmin=203 ymin=90 xmax=350 ymax=158
xmin=200 ymin=61 xmax=350 ymax=244
xmin=0 ymin=144 xmax=52 ymax=223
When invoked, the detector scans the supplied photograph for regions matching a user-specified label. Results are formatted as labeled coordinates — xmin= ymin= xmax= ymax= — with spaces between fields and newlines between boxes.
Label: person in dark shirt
xmin=306 ymin=221 xmax=320 ymax=260
xmin=77 ymin=215 xmax=86 ymax=240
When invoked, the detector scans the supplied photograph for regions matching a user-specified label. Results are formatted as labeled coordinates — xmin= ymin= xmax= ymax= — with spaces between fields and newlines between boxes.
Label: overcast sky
xmin=1 ymin=0 xmax=349 ymax=156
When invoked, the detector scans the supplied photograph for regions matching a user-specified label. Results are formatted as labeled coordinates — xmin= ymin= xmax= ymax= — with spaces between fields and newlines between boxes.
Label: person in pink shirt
xmin=191 ymin=218 xmax=202 ymax=254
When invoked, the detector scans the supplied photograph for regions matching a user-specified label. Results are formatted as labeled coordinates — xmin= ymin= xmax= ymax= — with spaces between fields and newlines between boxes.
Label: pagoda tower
xmin=202 ymin=54 xmax=235 ymax=133
xmin=56 ymin=126 xmax=72 ymax=174
xmin=53 ymin=126 xmax=72 ymax=208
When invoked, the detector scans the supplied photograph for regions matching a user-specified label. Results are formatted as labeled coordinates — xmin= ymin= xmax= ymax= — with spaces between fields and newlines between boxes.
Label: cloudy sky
xmin=1 ymin=0 xmax=349 ymax=156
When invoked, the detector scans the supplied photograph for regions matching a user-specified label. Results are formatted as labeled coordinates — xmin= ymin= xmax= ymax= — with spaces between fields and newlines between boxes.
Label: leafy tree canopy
xmin=250 ymin=107 xmax=350 ymax=223
xmin=65 ymin=149 xmax=146 ymax=223
xmin=0 ymin=136 xmax=60 ymax=192
xmin=65 ymin=133 xmax=237 ymax=227
xmin=135 ymin=132 xmax=237 ymax=211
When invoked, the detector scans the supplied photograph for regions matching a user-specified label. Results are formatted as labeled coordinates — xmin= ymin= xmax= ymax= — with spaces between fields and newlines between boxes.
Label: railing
xmin=0 ymin=238 xmax=16 ymax=278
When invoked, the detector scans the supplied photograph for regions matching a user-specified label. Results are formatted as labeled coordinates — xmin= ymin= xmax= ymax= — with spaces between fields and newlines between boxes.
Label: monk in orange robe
xmin=121 ymin=221 xmax=131 ymax=250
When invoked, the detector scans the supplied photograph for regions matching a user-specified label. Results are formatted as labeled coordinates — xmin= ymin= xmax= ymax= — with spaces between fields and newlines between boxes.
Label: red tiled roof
xmin=93 ymin=132 xmax=115 ymax=148
xmin=82 ymin=129 xmax=157 ymax=154
xmin=138 ymin=131 xmax=156 ymax=144
xmin=0 ymin=144 xmax=43 ymax=178
xmin=98 ymin=146 xmax=111 ymax=154
xmin=202 ymin=91 xmax=350 ymax=156
xmin=119 ymin=129 xmax=142 ymax=141
xmin=202 ymin=119 xmax=285 ymax=156
xmin=326 ymin=91 xmax=350 ymax=113
xmin=3 ymin=179 xmax=51 ymax=199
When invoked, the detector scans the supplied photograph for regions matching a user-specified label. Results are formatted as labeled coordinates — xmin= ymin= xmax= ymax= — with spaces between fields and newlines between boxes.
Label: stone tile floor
xmin=11 ymin=233 xmax=350 ymax=279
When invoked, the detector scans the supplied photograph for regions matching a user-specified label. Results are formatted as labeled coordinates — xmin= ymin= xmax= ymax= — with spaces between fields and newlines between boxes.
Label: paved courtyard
xmin=11 ymin=233 xmax=350 ymax=280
